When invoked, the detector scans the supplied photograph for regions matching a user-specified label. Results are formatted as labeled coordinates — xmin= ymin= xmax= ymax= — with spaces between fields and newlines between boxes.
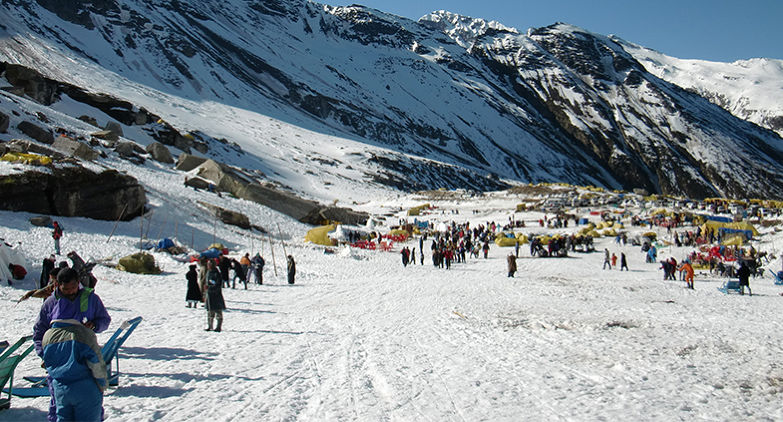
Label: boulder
xmin=77 ymin=115 xmax=99 ymax=127
xmin=2 ymin=64 xmax=59 ymax=105
xmin=301 ymin=206 xmax=369 ymax=226
xmin=175 ymin=153 xmax=207 ymax=172
xmin=237 ymin=183 xmax=320 ymax=222
xmin=146 ymin=141 xmax=174 ymax=164
xmin=104 ymin=121 xmax=124 ymax=138
xmin=52 ymin=135 xmax=99 ymax=161
xmin=114 ymin=141 xmax=146 ymax=164
xmin=29 ymin=215 xmax=53 ymax=227
xmin=17 ymin=121 xmax=54 ymax=144
xmin=184 ymin=176 xmax=211 ymax=190
xmin=0 ymin=111 xmax=9 ymax=133
xmin=117 ymin=252 xmax=160 ymax=274
xmin=0 ymin=166 xmax=146 ymax=221
xmin=198 ymin=201 xmax=251 ymax=229
xmin=192 ymin=159 xmax=249 ymax=193
xmin=91 ymin=129 xmax=119 ymax=142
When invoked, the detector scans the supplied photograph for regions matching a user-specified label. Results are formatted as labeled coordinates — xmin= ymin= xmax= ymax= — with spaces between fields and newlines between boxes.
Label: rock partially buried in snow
xmin=146 ymin=141 xmax=174 ymax=164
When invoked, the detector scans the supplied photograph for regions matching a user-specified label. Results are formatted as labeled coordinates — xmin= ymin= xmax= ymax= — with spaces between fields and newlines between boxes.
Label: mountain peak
xmin=419 ymin=10 xmax=518 ymax=47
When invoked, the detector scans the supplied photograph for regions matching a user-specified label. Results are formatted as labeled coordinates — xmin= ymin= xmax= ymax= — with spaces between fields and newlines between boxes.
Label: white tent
xmin=0 ymin=241 xmax=29 ymax=283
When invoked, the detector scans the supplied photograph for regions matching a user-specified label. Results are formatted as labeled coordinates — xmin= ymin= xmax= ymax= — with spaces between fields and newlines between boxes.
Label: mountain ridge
xmin=1 ymin=0 xmax=782 ymax=199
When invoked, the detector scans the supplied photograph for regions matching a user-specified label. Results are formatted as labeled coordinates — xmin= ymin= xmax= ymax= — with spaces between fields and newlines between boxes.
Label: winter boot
xmin=206 ymin=316 xmax=213 ymax=331
xmin=215 ymin=319 xmax=222 ymax=333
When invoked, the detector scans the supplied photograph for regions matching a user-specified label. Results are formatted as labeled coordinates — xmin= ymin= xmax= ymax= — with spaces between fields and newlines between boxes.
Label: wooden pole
xmin=191 ymin=227 xmax=195 ymax=250
xmin=156 ymin=213 xmax=169 ymax=240
xmin=106 ymin=203 xmax=128 ymax=243
xmin=212 ymin=212 xmax=218 ymax=245
xmin=139 ymin=210 xmax=144 ymax=252
xmin=268 ymin=233 xmax=278 ymax=276
xmin=143 ymin=209 xmax=154 ymax=240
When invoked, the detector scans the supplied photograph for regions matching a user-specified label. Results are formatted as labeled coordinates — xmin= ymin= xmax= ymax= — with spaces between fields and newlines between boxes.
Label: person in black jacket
xmin=40 ymin=255 xmax=55 ymax=290
xmin=737 ymin=261 xmax=752 ymax=296
xmin=286 ymin=255 xmax=296 ymax=285
xmin=204 ymin=260 xmax=226 ymax=331
xmin=185 ymin=264 xmax=201 ymax=308
xmin=218 ymin=255 xmax=231 ymax=288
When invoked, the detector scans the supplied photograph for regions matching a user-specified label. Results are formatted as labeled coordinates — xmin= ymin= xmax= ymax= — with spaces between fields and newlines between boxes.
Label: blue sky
xmin=319 ymin=0 xmax=782 ymax=62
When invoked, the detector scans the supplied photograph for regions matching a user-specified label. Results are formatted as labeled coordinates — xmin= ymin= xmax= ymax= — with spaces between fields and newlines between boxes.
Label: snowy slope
xmin=1 ymin=1 xmax=783 ymax=199
xmin=619 ymin=38 xmax=783 ymax=137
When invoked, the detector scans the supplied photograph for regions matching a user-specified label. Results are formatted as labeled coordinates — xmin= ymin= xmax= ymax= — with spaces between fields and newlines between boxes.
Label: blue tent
xmin=156 ymin=238 xmax=175 ymax=249
xmin=199 ymin=248 xmax=221 ymax=259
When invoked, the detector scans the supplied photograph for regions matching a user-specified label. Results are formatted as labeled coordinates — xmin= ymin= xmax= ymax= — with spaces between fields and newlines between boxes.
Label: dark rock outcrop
xmin=198 ymin=201 xmax=251 ymax=229
xmin=17 ymin=121 xmax=54 ymax=144
xmin=0 ymin=166 xmax=146 ymax=220
xmin=0 ymin=111 xmax=9 ymax=133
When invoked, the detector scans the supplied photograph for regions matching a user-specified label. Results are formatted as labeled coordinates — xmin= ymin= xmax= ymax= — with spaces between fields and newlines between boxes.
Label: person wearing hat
xmin=32 ymin=267 xmax=111 ymax=422
xmin=185 ymin=264 xmax=201 ymax=308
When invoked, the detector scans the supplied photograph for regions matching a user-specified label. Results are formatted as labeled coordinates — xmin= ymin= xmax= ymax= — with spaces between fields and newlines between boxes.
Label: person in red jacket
xmin=52 ymin=221 xmax=63 ymax=255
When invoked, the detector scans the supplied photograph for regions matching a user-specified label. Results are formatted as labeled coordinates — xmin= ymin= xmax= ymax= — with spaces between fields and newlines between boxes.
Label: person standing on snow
xmin=737 ymin=261 xmax=752 ymax=296
xmin=33 ymin=268 xmax=111 ymax=422
xmin=603 ymin=248 xmax=612 ymax=270
xmin=40 ymin=254 xmax=56 ymax=290
xmin=251 ymin=253 xmax=265 ymax=285
xmin=506 ymin=253 xmax=517 ymax=277
xmin=204 ymin=260 xmax=226 ymax=331
xmin=185 ymin=264 xmax=201 ymax=308
xmin=41 ymin=317 xmax=107 ymax=422
xmin=52 ymin=221 xmax=63 ymax=255
xmin=678 ymin=260 xmax=695 ymax=289
xmin=287 ymin=255 xmax=296 ymax=284
xmin=620 ymin=252 xmax=629 ymax=271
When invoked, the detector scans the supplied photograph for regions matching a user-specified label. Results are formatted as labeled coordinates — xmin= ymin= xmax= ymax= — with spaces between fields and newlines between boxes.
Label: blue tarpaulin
xmin=199 ymin=248 xmax=221 ymax=259
xmin=156 ymin=238 xmax=175 ymax=249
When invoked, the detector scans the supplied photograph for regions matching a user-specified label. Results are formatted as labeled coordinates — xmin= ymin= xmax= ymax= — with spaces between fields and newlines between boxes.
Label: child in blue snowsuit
xmin=42 ymin=318 xmax=107 ymax=421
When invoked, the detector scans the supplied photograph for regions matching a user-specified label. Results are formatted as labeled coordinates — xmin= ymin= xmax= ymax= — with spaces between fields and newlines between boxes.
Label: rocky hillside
xmin=1 ymin=0 xmax=782 ymax=199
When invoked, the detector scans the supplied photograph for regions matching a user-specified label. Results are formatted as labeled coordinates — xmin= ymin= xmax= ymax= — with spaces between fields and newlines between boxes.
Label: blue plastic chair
xmin=769 ymin=269 xmax=783 ymax=286
xmin=14 ymin=316 xmax=143 ymax=397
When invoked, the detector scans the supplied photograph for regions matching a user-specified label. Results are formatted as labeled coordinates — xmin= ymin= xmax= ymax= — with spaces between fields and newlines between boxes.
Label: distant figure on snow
xmin=185 ymin=264 xmax=201 ymax=308
xmin=204 ymin=260 xmax=226 ymax=332
xmin=287 ymin=255 xmax=296 ymax=285
xmin=52 ymin=221 xmax=63 ymax=255
xmin=506 ymin=253 xmax=517 ymax=278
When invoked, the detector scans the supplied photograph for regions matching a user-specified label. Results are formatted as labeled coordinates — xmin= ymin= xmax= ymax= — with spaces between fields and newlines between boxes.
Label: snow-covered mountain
xmin=1 ymin=0 xmax=783 ymax=199
xmin=619 ymin=38 xmax=783 ymax=138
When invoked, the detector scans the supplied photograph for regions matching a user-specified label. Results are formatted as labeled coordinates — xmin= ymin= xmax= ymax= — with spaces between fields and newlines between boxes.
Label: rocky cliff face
xmin=1 ymin=0 xmax=782 ymax=199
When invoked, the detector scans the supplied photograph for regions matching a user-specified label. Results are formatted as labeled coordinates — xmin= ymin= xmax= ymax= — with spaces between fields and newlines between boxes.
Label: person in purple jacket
xmin=33 ymin=268 xmax=111 ymax=422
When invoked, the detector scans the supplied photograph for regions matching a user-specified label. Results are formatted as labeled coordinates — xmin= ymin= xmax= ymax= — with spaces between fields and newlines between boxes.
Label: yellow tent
xmin=515 ymin=233 xmax=529 ymax=244
xmin=407 ymin=204 xmax=430 ymax=216
xmin=700 ymin=220 xmax=759 ymax=237
xmin=721 ymin=235 xmax=745 ymax=246
xmin=0 ymin=152 xmax=52 ymax=166
xmin=495 ymin=233 xmax=518 ymax=247
xmin=305 ymin=224 xmax=337 ymax=246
